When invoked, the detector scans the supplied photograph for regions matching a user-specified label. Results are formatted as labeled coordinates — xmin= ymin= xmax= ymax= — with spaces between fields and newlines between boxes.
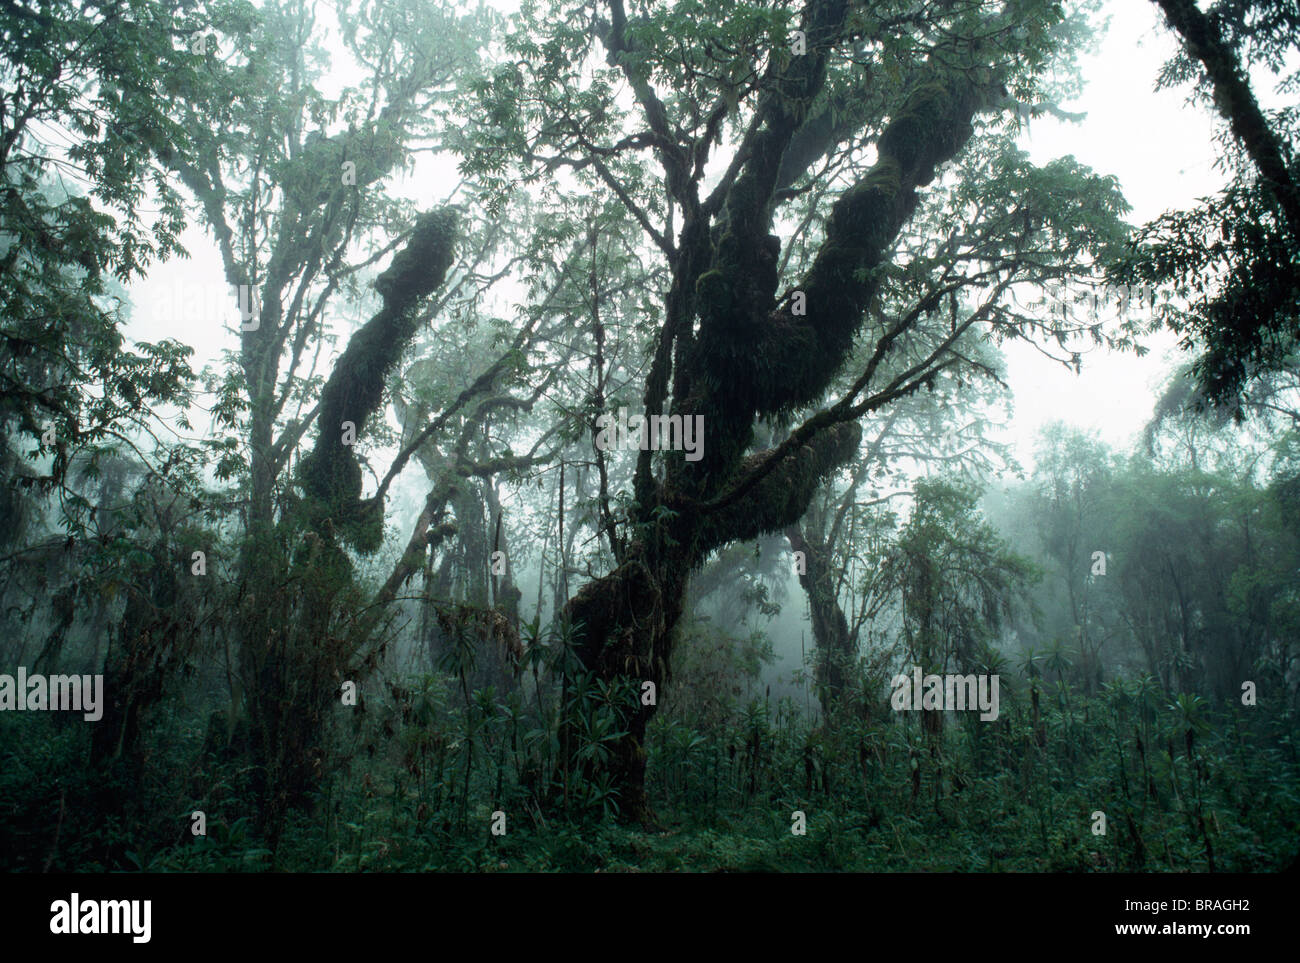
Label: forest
xmin=1 ymin=0 xmax=1298 ymax=874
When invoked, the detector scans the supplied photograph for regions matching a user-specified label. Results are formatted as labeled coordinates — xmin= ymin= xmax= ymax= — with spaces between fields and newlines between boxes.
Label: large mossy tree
xmin=455 ymin=0 xmax=1138 ymax=820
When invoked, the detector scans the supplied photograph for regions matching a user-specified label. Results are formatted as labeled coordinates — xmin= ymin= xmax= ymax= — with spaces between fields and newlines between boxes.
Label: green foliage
xmin=1116 ymin=170 xmax=1300 ymax=407
xmin=0 ymin=0 xmax=205 ymax=501
xmin=2 ymin=584 xmax=1296 ymax=873
xmin=870 ymin=478 xmax=1040 ymax=673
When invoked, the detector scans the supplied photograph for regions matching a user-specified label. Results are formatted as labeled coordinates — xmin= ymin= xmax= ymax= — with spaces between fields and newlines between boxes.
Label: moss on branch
xmin=298 ymin=207 xmax=459 ymax=552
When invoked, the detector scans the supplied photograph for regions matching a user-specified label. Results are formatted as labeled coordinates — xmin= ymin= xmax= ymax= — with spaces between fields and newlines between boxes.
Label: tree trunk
xmin=786 ymin=524 xmax=854 ymax=709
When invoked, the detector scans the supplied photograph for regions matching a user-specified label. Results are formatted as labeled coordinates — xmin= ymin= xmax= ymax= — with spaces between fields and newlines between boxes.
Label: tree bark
xmin=786 ymin=524 xmax=854 ymax=707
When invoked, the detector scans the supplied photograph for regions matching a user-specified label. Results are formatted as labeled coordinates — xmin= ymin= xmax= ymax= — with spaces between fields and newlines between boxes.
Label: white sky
xmin=124 ymin=0 xmax=1233 ymax=470
xmin=999 ymin=0 xmax=1225 ymax=468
